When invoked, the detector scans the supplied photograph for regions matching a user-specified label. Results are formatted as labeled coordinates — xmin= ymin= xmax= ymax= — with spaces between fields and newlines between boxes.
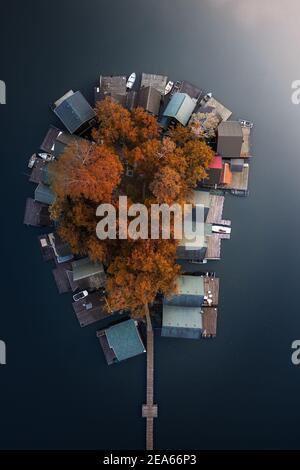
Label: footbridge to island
xmin=142 ymin=306 xmax=158 ymax=450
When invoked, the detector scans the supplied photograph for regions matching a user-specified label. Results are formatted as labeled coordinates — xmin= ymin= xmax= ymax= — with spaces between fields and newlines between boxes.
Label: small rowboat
xmin=164 ymin=81 xmax=174 ymax=95
xmin=126 ymin=72 xmax=136 ymax=89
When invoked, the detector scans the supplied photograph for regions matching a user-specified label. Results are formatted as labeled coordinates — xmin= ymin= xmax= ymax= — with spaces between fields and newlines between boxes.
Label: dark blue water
xmin=1 ymin=0 xmax=300 ymax=450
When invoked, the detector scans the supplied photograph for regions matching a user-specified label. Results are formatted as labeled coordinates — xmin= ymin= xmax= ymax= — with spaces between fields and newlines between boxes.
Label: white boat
xmin=28 ymin=153 xmax=37 ymax=169
xmin=37 ymin=153 xmax=55 ymax=162
xmin=126 ymin=72 xmax=136 ymax=89
xmin=164 ymin=81 xmax=174 ymax=95
xmin=201 ymin=92 xmax=213 ymax=105
xmin=212 ymin=225 xmax=231 ymax=235
xmin=239 ymin=119 xmax=254 ymax=129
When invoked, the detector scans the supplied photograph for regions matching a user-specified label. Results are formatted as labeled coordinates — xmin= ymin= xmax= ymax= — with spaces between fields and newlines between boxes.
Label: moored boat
xmin=126 ymin=72 xmax=136 ymax=89
xmin=164 ymin=81 xmax=174 ymax=95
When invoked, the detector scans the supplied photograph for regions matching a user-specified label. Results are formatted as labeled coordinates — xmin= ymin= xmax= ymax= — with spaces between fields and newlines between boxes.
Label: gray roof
xmin=137 ymin=86 xmax=161 ymax=115
xmin=164 ymin=276 xmax=204 ymax=308
xmin=179 ymin=80 xmax=202 ymax=100
xmin=163 ymin=93 xmax=196 ymax=126
xmin=34 ymin=183 xmax=55 ymax=205
xmin=54 ymin=91 xmax=96 ymax=134
xmin=162 ymin=304 xmax=203 ymax=330
xmin=141 ymin=73 xmax=167 ymax=94
xmin=29 ymin=159 xmax=49 ymax=185
xmin=23 ymin=198 xmax=52 ymax=227
xmin=72 ymin=257 xmax=104 ymax=282
xmin=230 ymin=158 xmax=244 ymax=172
xmin=217 ymin=121 xmax=243 ymax=157
xmin=105 ymin=319 xmax=145 ymax=362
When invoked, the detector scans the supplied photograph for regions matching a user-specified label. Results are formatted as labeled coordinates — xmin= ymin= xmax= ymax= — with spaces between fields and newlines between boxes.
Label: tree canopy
xmin=49 ymin=98 xmax=214 ymax=316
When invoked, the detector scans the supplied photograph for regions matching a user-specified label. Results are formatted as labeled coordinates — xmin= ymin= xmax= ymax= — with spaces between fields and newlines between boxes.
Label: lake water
xmin=1 ymin=0 xmax=300 ymax=450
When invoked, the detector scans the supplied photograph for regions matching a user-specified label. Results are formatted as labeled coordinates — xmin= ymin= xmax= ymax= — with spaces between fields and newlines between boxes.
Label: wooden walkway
xmin=142 ymin=307 xmax=158 ymax=450
xmin=207 ymin=195 xmax=231 ymax=227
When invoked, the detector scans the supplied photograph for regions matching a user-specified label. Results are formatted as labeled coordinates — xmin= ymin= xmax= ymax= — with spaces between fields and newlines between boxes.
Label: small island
xmin=24 ymin=73 xmax=253 ymax=450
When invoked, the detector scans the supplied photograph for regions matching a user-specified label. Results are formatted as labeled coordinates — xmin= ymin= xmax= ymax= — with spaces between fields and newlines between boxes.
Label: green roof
xmin=34 ymin=183 xmax=55 ymax=205
xmin=72 ymin=257 xmax=104 ymax=281
xmin=106 ymin=319 xmax=145 ymax=362
xmin=163 ymin=92 xmax=196 ymax=125
xmin=176 ymin=275 xmax=204 ymax=296
xmin=164 ymin=275 xmax=204 ymax=308
xmin=162 ymin=305 xmax=203 ymax=329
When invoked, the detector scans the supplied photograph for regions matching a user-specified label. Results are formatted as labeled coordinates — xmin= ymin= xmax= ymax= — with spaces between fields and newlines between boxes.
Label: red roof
xmin=209 ymin=155 xmax=223 ymax=169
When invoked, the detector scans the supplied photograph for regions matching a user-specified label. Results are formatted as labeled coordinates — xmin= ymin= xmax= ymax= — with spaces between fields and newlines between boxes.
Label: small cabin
xmin=97 ymin=319 xmax=146 ymax=365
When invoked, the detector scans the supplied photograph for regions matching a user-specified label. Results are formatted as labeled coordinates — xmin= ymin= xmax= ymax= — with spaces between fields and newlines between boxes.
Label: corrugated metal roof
xmin=163 ymin=93 xmax=196 ymax=126
xmin=106 ymin=319 xmax=145 ymax=362
xmin=72 ymin=257 xmax=104 ymax=282
xmin=161 ymin=326 xmax=201 ymax=340
xmin=34 ymin=183 xmax=55 ymax=205
xmin=54 ymin=91 xmax=96 ymax=134
xmin=162 ymin=305 xmax=203 ymax=330
xmin=164 ymin=275 xmax=204 ymax=308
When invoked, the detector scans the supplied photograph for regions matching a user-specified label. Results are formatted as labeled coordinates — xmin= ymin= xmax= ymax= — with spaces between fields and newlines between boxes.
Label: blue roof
xmin=161 ymin=326 xmax=201 ymax=340
xmin=34 ymin=183 xmax=55 ymax=205
xmin=106 ymin=319 xmax=145 ymax=362
xmin=54 ymin=91 xmax=96 ymax=134
xmin=163 ymin=92 xmax=196 ymax=126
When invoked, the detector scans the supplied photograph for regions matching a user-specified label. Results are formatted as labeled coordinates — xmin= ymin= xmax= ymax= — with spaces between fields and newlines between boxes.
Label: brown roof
xmin=217 ymin=121 xmax=243 ymax=157
xmin=137 ymin=86 xmax=161 ymax=115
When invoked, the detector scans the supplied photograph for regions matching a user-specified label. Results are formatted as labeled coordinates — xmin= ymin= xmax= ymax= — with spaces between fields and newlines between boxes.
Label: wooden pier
xmin=206 ymin=195 xmax=231 ymax=227
xmin=142 ymin=306 xmax=158 ymax=450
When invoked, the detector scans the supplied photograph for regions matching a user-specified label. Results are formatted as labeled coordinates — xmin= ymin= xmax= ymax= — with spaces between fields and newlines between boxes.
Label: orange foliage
xmin=49 ymin=99 xmax=215 ymax=315
xmin=107 ymin=239 xmax=180 ymax=315
xmin=150 ymin=166 xmax=184 ymax=204
xmin=50 ymin=140 xmax=123 ymax=203
xmin=93 ymin=98 xmax=160 ymax=147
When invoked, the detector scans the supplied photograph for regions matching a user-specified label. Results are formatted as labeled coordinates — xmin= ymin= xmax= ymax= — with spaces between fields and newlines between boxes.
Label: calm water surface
xmin=0 ymin=0 xmax=300 ymax=450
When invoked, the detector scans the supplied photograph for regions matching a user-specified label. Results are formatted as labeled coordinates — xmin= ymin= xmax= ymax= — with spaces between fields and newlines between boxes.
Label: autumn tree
xmin=50 ymin=139 xmax=123 ymax=203
xmin=49 ymin=98 xmax=215 ymax=316
xmin=107 ymin=239 xmax=180 ymax=316
xmin=93 ymin=97 xmax=160 ymax=147
xmin=189 ymin=111 xmax=220 ymax=139
xmin=150 ymin=166 xmax=184 ymax=205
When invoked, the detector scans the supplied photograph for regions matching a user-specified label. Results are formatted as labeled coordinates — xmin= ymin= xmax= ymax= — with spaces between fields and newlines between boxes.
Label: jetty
xmin=142 ymin=306 xmax=158 ymax=450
